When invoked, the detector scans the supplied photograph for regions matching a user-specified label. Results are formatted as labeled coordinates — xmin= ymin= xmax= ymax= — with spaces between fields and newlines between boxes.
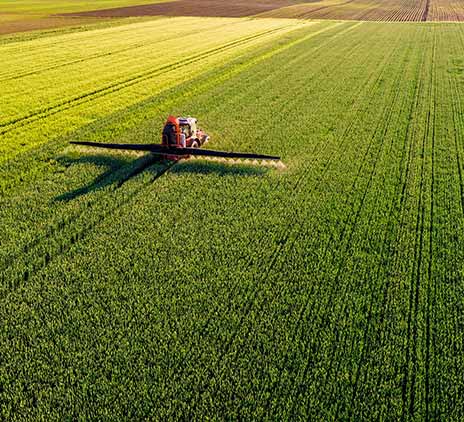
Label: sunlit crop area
xmin=2 ymin=12 xmax=464 ymax=421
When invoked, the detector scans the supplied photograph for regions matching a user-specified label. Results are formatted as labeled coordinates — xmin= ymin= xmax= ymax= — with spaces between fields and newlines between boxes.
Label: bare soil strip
xmin=0 ymin=16 xmax=98 ymax=35
xmin=62 ymin=0 xmax=303 ymax=18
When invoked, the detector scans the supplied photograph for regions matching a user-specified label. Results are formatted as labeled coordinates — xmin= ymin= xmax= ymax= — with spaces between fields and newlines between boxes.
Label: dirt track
xmin=0 ymin=17 xmax=98 ymax=36
xmin=62 ymin=0 xmax=302 ymax=18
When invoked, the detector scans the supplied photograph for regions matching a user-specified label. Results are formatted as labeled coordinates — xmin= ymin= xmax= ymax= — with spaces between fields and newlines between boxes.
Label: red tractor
xmin=162 ymin=115 xmax=209 ymax=149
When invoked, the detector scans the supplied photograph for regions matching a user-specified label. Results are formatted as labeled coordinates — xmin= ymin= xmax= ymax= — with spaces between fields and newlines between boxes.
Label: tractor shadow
xmin=54 ymin=153 xmax=166 ymax=202
xmin=55 ymin=154 xmax=268 ymax=202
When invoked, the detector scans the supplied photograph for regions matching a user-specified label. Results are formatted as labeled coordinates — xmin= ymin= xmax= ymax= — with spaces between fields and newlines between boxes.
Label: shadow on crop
xmin=55 ymin=154 xmax=267 ymax=202
xmin=54 ymin=153 xmax=167 ymax=202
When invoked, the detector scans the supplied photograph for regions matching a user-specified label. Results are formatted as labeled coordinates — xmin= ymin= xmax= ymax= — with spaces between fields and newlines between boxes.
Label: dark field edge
xmin=59 ymin=0 xmax=307 ymax=18
xmin=58 ymin=0 xmax=464 ymax=22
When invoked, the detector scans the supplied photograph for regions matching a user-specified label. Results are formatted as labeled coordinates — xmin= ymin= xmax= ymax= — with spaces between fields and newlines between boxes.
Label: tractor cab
xmin=179 ymin=117 xmax=197 ymax=138
xmin=161 ymin=115 xmax=209 ymax=148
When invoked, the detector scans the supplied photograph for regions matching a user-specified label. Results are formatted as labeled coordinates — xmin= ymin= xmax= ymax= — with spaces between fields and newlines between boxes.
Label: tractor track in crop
xmin=337 ymin=39 xmax=418 ymax=418
xmin=356 ymin=29 xmax=429 ymax=414
xmin=445 ymin=31 xmax=464 ymax=416
xmin=0 ymin=22 xmax=341 ymax=291
xmin=301 ymin=41 xmax=407 ymax=416
xmin=425 ymin=33 xmax=436 ymax=420
xmin=260 ymin=31 xmax=405 ymax=415
xmin=265 ymin=31 xmax=407 ymax=417
xmin=268 ymin=60 xmax=392 ymax=413
xmin=229 ymin=36 xmax=397 ymax=410
xmin=415 ymin=38 xmax=436 ymax=421
xmin=342 ymin=28 xmax=428 ymax=405
xmin=401 ymin=28 xmax=434 ymax=420
xmin=394 ymin=42 xmax=426 ymax=418
xmin=372 ymin=53 xmax=422 ymax=415
xmin=405 ymin=101 xmax=427 ymax=420
xmin=0 ymin=25 xmax=291 ymax=135
xmin=449 ymin=51 xmax=464 ymax=215
xmin=383 ymin=31 xmax=429 ymax=420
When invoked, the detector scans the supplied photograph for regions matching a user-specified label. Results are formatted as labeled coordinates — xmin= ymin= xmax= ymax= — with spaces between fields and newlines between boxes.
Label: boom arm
xmin=70 ymin=141 xmax=281 ymax=161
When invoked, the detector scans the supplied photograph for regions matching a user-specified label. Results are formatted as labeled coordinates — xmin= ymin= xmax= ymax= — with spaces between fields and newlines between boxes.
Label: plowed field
xmin=67 ymin=0 xmax=464 ymax=21
xmin=70 ymin=0 xmax=305 ymax=17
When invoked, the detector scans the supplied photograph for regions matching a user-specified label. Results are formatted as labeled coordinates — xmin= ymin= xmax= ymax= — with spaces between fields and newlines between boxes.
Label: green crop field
xmin=2 ymin=9 xmax=464 ymax=421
